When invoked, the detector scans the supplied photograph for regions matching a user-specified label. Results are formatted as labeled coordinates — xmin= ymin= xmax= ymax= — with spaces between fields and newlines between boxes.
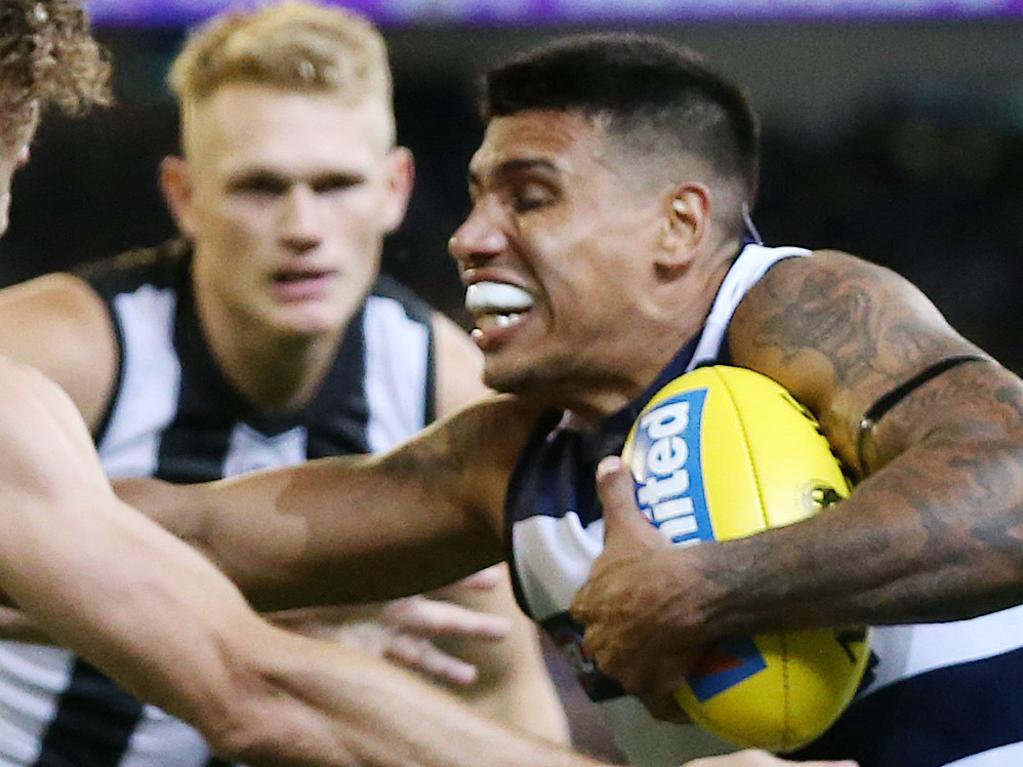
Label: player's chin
xmin=482 ymin=357 xmax=564 ymax=401
xmin=269 ymin=305 xmax=346 ymax=338
xmin=481 ymin=364 xmax=521 ymax=396
xmin=481 ymin=353 xmax=541 ymax=395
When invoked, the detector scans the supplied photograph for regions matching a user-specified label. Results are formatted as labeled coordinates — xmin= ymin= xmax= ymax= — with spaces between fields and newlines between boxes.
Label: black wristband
xmin=855 ymin=354 xmax=988 ymax=477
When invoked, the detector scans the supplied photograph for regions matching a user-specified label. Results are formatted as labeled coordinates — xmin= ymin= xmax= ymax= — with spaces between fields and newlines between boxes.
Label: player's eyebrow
xmin=226 ymin=168 xmax=366 ymax=193
xmin=468 ymin=157 xmax=560 ymax=192
xmin=226 ymin=168 xmax=290 ymax=193
xmin=306 ymin=170 xmax=367 ymax=192
xmin=494 ymin=158 xmax=559 ymax=177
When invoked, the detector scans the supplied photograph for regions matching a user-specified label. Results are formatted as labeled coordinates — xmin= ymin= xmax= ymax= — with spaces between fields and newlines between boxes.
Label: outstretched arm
xmin=119 ymin=395 xmax=542 ymax=610
xmin=572 ymin=251 xmax=1023 ymax=703
xmin=0 ymin=275 xmax=569 ymax=744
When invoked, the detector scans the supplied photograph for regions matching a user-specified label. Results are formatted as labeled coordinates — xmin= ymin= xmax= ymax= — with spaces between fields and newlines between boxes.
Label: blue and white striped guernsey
xmin=504 ymin=242 xmax=1023 ymax=767
xmin=0 ymin=239 xmax=437 ymax=767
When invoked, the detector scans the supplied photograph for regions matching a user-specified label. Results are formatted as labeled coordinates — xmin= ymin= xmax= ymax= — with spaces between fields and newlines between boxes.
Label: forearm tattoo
xmin=717 ymin=254 xmax=1023 ymax=626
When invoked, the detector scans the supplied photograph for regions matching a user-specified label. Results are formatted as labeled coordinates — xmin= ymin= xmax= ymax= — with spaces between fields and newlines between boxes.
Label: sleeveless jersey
xmin=505 ymin=242 xmax=1023 ymax=767
xmin=0 ymin=239 xmax=437 ymax=767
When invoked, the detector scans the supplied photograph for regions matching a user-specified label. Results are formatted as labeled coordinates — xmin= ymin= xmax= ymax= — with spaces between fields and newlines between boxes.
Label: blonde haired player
xmin=0 ymin=1 xmax=576 ymax=764
xmin=0 ymin=3 xmax=590 ymax=766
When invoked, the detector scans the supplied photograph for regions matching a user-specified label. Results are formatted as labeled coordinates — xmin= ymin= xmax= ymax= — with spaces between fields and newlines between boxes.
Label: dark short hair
xmin=483 ymin=33 xmax=760 ymax=208
xmin=0 ymin=0 xmax=110 ymax=148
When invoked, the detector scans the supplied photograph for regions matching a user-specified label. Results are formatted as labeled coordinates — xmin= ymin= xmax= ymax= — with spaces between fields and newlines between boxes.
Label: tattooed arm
xmin=123 ymin=396 xmax=540 ymax=611
xmin=720 ymin=251 xmax=1023 ymax=624
xmin=572 ymin=251 xmax=1023 ymax=704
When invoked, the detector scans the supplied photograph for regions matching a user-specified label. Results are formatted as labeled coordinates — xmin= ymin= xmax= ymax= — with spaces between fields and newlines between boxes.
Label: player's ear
xmin=381 ymin=146 xmax=415 ymax=233
xmin=159 ymin=155 xmax=198 ymax=239
xmin=655 ymin=183 xmax=710 ymax=269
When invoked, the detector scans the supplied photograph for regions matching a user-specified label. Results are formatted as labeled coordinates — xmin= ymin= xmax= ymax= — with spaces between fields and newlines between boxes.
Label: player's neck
xmin=555 ymin=248 xmax=738 ymax=425
xmin=197 ymin=298 xmax=346 ymax=413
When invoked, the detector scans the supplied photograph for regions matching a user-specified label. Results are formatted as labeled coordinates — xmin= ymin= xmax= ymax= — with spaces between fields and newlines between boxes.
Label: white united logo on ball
xmin=629 ymin=388 xmax=713 ymax=545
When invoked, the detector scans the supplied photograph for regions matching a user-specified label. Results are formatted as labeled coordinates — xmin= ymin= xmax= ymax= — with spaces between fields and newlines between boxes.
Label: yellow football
xmin=621 ymin=365 xmax=870 ymax=752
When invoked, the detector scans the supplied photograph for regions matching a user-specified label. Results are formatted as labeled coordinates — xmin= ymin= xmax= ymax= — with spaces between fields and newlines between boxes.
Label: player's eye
xmin=510 ymin=184 xmax=553 ymax=213
xmin=229 ymin=174 xmax=289 ymax=197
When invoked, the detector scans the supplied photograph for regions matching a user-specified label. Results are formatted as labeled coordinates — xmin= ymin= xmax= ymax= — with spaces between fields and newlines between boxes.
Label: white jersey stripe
xmin=97 ymin=286 xmax=181 ymax=479
xmin=363 ymin=294 xmax=429 ymax=452
xmin=512 ymin=513 xmax=605 ymax=622
xmin=222 ymin=423 xmax=308 ymax=478
xmin=866 ymin=606 xmax=1023 ymax=696
xmin=690 ymin=244 xmax=809 ymax=370
xmin=0 ymin=645 xmax=74 ymax=766
xmin=119 ymin=707 xmax=207 ymax=767
xmin=947 ymin=740 xmax=1023 ymax=766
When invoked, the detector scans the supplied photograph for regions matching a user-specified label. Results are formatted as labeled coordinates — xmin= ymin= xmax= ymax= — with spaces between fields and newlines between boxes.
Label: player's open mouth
xmin=270 ymin=268 xmax=337 ymax=302
xmin=465 ymin=281 xmax=534 ymax=348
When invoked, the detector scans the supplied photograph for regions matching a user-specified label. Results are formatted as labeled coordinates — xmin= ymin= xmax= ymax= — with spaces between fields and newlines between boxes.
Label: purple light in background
xmin=85 ymin=0 xmax=1023 ymax=26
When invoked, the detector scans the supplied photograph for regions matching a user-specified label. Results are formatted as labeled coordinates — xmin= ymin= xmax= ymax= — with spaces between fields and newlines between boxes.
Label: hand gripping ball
xmin=621 ymin=365 xmax=870 ymax=751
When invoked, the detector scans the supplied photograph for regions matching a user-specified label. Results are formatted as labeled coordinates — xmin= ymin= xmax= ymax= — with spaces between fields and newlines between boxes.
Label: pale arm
xmin=0 ymin=360 xmax=607 ymax=767
xmin=429 ymin=566 xmax=571 ymax=744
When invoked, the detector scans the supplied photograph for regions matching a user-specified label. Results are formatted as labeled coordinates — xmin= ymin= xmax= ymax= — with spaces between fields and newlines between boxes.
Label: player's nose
xmin=278 ymin=184 xmax=322 ymax=253
xmin=449 ymin=200 xmax=509 ymax=268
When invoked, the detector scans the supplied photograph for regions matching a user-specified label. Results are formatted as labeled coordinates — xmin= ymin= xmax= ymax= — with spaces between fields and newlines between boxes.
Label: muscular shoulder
xmin=0 ymin=272 xmax=107 ymax=331
xmin=728 ymin=250 xmax=986 ymax=464
xmin=0 ymin=273 xmax=116 ymax=431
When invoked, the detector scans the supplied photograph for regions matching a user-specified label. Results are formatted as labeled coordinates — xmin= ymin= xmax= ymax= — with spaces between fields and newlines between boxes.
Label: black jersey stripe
xmin=20 ymin=242 xmax=438 ymax=767
xmin=305 ymin=303 xmax=370 ymax=460
xmin=33 ymin=660 xmax=143 ymax=767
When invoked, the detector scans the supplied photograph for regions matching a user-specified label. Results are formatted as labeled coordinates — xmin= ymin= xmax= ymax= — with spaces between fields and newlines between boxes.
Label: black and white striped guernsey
xmin=0 ymin=239 xmax=438 ymax=767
